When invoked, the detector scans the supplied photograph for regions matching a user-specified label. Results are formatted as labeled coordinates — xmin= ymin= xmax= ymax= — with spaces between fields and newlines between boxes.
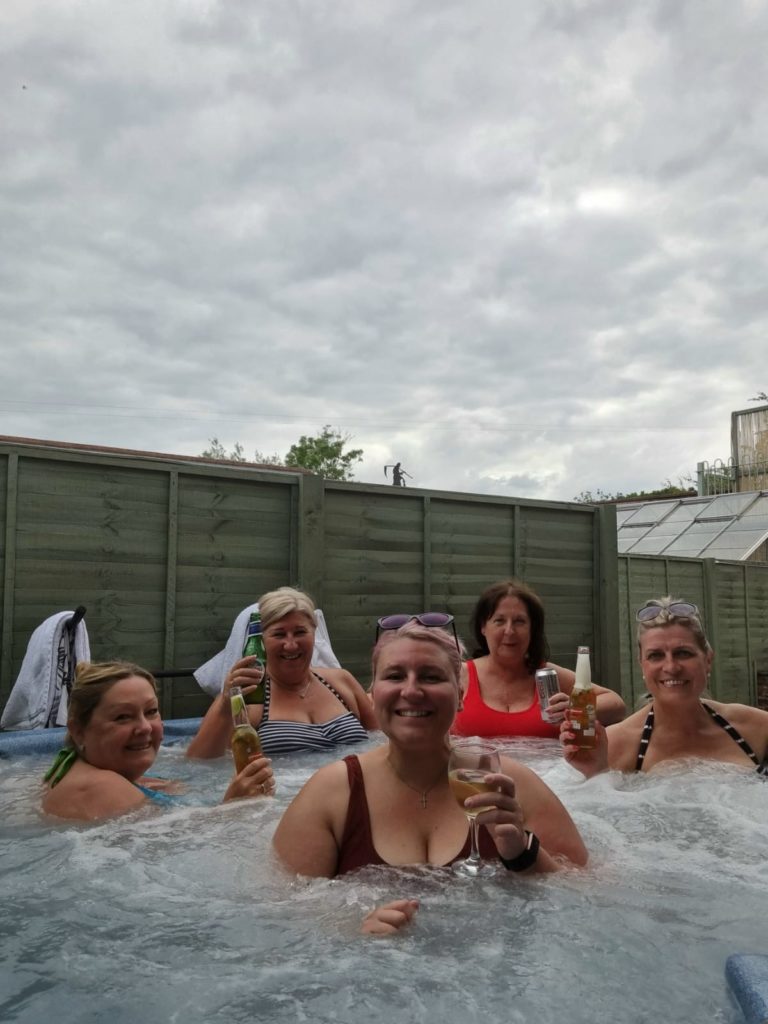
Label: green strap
xmin=43 ymin=747 xmax=78 ymax=788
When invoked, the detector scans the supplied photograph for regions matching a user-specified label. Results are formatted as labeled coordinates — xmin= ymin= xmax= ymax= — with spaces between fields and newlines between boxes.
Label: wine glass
xmin=448 ymin=738 xmax=501 ymax=878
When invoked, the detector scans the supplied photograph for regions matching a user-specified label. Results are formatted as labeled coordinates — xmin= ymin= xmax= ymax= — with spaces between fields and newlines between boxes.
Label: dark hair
xmin=470 ymin=579 xmax=549 ymax=671
xmin=66 ymin=661 xmax=158 ymax=746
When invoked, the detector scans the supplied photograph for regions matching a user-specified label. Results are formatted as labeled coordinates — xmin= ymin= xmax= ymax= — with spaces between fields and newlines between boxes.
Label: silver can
xmin=534 ymin=668 xmax=560 ymax=721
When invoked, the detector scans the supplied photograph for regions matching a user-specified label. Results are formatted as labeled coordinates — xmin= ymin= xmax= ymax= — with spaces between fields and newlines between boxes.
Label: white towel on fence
xmin=193 ymin=603 xmax=341 ymax=696
xmin=1 ymin=611 xmax=91 ymax=730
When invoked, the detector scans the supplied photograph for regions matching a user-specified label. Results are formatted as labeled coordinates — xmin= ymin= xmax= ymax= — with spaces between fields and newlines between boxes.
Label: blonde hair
xmin=371 ymin=621 xmax=464 ymax=684
xmin=65 ymin=661 xmax=157 ymax=745
xmin=636 ymin=596 xmax=711 ymax=654
xmin=258 ymin=586 xmax=317 ymax=630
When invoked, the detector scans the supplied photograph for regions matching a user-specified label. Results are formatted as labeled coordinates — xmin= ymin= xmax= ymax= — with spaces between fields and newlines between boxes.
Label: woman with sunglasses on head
xmin=42 ymin=661 xmax=275 ymax=821
xmin=187 ymin=587 xmax=376 ymax=761
xmin=452 ymin=580 xmax=626 ymax=740
xmin=561 ymin=597 xmax=768 ymax=778
xmin=273 ymin=618 xmax=588 ymax=935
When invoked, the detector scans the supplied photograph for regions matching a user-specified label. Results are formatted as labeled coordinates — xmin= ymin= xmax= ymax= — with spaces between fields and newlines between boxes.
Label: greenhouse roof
xmin=617 ymin=491 xmax=768 ymax=560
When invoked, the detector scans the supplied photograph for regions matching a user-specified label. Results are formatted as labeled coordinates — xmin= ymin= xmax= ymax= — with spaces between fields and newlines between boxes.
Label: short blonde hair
xmin=258 ymin=587 xmax=317 ymax=631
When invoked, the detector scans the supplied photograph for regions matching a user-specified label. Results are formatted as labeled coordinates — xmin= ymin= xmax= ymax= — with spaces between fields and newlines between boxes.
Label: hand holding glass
xmin=448 ymin=739 xmax=501 ymax=878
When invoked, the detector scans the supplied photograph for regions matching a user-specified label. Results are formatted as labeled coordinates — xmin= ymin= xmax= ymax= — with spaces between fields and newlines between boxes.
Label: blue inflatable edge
xmin=0 ymin=719 xmax=203 ymax=758
xmin=726 ymin=955 xmax=768 ymax=1024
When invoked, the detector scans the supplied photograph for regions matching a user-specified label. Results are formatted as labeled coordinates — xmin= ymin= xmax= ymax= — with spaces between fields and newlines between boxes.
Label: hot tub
xmin=1 ymin=729 xmax=764 ymax=1023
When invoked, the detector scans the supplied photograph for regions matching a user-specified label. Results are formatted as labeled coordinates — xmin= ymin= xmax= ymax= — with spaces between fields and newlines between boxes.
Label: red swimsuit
xmin=451 ymin=660 xmax=560 ymax=739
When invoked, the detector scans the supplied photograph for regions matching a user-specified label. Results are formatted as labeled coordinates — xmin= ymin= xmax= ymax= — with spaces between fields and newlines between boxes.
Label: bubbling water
xmin=1 ymin=737 xmax=764 ymax=1024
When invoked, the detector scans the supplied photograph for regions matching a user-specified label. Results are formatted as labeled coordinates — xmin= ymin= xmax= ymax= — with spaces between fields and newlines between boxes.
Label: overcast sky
xmin=2 ymin=0 xmax=767 ymax=501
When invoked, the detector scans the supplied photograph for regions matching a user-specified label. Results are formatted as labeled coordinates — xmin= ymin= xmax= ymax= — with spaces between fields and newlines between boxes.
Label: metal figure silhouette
xmin=384 ymin=462 xmax=412 ymax=486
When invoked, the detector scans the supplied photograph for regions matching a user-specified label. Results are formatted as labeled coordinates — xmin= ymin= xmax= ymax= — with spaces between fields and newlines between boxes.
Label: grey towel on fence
xmin=0 ymin=611 xmax=90 ymax=730
xmin=193 ymin=603 xmax=341 ymax=696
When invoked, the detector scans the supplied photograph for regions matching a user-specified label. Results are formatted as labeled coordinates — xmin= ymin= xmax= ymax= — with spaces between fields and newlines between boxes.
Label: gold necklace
xmin=268 ymin=673 xmax=314 ymax=699
xmin=386 ymin=756 xmax=446 ymax=809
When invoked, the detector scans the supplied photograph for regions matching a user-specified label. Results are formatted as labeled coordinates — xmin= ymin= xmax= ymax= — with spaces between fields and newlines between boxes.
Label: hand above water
xmin=542 ymin=690 xmax=569 ymax=724
xmin=222 ymin=655 xmax=265 ymax=702
xmin=223 ymin=754 xmax=275 ymax=801
xmin=560 ymin=711 xmax=609 ymax=778
xmin=361 ymin=899 xmax=420 ymax=936
xmin=462 ymin=771 xmax=529 ymax=862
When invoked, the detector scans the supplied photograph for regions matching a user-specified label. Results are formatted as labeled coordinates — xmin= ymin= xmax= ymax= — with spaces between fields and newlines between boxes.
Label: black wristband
xmin=499 ymin=830 xmax=540 ymax=872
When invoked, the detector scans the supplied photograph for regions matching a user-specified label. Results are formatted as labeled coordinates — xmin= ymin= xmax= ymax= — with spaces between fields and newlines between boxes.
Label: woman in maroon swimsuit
xmin=273 ymin=619 xmax=587 ymax=935
xmin=452 ymin=579 xmax=625 ymax=739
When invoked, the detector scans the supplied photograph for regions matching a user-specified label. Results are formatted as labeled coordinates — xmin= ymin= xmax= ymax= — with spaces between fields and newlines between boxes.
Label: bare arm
xmin=501 ymin=756 xmax=589 ymax=866
xmin=272 ymin=760 xmax=350 ymax=877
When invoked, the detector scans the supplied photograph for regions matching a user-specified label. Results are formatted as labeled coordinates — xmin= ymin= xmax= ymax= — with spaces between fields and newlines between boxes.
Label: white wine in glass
xmin=448 ymin=739 xmax=500 ymax=877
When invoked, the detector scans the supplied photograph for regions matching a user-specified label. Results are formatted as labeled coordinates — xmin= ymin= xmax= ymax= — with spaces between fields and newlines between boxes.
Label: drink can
xmin=535 ymin=668 xmax=560 ymax=720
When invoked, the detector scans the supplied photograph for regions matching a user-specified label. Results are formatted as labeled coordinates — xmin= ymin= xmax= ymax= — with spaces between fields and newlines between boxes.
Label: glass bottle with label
xmin=230 ymin=686 xmax=263 ymax=773
xmin=569 ymin=646 xmax=596 ymax=749
xmin=241 ymin=611 xmax=266 ymax=705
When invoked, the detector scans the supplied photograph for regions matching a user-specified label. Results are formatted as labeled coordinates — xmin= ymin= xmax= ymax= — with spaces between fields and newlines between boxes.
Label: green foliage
xmin=284 ymin=425 xmax=363 ymax=480
xmin=200 ymin=426 xmax=363 ymax=479
xmin=202 ymin=438 xmax=281 ymax=465
xmin=201 ymin=437 xmax=246 ymax=462
xmin=573 ymin=478 xmax=697 ymax=504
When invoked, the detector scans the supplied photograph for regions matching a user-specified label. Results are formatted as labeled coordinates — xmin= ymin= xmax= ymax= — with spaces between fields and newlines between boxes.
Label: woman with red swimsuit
xmin=452 ymin=579 xmax=625 ymax=739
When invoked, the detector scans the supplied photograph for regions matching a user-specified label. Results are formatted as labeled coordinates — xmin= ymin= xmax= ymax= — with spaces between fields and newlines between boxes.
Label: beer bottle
xmin=230 ymin=686 xmax=263 ymax=774
xmin=241 ymin=611 xmax=266 ymax=705
xmin=569 ymin=645 xmax=597 ymax=750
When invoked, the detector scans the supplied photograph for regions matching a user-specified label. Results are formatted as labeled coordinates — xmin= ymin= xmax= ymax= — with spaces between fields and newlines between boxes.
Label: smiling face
xmin=372 ymin=637 xmax=460 ymax=742
xmin=263 ymin=610 xmax=316 ymax=675
xmin=638 ymin=624 xmax=713 ymax=700
xmin=70 ymin=676 xmax=163 ymax=781
xmin=481 ymin=595 xmax=532 ymax=663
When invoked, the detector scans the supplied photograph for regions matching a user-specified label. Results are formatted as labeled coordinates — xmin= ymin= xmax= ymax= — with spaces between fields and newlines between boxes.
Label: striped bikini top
xmin=635 ymin=701 xmax=768 ymax=775
xmin=257 ymin=672 xmax=368 ymax=757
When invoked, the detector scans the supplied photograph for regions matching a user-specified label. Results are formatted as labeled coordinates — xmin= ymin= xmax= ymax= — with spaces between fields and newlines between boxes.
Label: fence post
xmin=596 ymin=504 xmax=621 ymax=697
xmin=297 ymin=473 xmax=326 ymax=606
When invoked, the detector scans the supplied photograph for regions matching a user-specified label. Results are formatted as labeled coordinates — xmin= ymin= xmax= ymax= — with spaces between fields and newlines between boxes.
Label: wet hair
xmin=470 ymin=579 xmax=549 ymax=670
xmin=258 ymin=587 xmax=317 ymax=631
xmin=371 ymin=621 xmax=464 ymax=685
xmin=66 ymin=661 xmax=157 ymax=746
xmin=636 ymin=596 xmax=712 ymax=654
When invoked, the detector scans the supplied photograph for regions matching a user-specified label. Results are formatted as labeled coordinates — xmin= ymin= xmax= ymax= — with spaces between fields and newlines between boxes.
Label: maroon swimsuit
xmin=336 ymin=754 xmax=498 ymax=874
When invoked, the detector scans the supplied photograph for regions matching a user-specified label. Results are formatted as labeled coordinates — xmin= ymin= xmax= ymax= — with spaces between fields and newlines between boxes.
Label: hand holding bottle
xmin=223 ymin=754 xmax=275 ymax=801
xmin=223 ymin=655 xmax=265 ymax=703
xmin=560 ymin=711 xmax=609 ymax=778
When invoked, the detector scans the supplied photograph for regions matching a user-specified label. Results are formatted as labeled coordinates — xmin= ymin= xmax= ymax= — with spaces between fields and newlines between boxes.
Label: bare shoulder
xmin=273 ymin=755 xmax=357 ymax=875
xmin=707 ymin=700 xmax=768 ymax=724
xmin=314 ymin=667 xmax=376 ymax=725
xmin=315 ymin=666 xmax=362 ymax=696
xmin=42 ymin=766 xmax=145 ymax=821
xmin=284 ymin=756 xmax=353 ymax=819
xmin=706 ymin=700 xmax=768 ymax=756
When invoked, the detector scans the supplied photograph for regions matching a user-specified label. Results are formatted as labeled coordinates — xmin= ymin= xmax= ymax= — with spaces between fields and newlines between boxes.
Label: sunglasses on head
xmin=376 ymin=612 xmax=460 ymax=651
xmin=636 ymin=601 xmax=700 ymax=622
